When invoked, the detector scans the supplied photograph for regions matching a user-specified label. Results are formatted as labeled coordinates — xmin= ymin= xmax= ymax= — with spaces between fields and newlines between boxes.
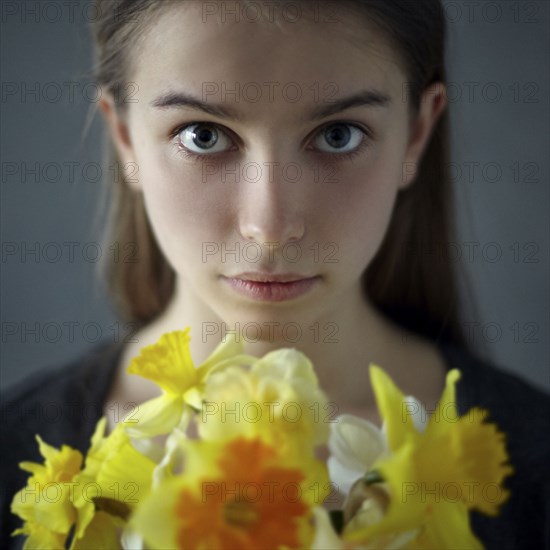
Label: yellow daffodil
xmin=11 ymin=437 xmax=83 ymax=549
xmin=131 ymin=435 xmax=330 ymax=549
xmin=11 ymin=417 xmax=160 ymax=550
xmin=11 ymin=422 xmax=132 ymax=549
xmin=343 ymin=365 xmax=513 ymax=549
xmin=124 ymin=328 xmax=257 ymax=438
xmin=197 ymin=348 xmax=330 ymax=455
xmin=71 ymin=418 xmax=156 ymax=544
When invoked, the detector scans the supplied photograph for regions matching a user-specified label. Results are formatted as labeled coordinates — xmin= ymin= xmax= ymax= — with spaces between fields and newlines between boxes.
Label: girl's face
xmin=103 ymin=2 xmax=444 ymax=332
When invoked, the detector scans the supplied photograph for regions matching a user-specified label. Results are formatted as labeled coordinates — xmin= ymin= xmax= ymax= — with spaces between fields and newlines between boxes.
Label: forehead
xmin=130 ymin=1 xmax=405 ymax=118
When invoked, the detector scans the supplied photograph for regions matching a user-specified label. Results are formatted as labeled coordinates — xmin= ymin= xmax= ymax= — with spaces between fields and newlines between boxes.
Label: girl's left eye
xmin=175 ymin=123 xmax=235 ymax=155
xmin=311 ymin=123 xmax=367 ymax=155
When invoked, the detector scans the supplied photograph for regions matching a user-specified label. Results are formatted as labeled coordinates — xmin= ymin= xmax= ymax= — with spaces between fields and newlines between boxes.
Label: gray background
xmin=1 ymin=0 xmax=549 ymax=392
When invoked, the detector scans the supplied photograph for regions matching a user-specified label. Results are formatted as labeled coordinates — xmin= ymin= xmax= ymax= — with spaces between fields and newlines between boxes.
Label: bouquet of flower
xmin=11 ymin=328 xmax=513 ymax=549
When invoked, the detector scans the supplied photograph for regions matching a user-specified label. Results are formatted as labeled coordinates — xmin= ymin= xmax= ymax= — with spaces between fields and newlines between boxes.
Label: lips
xmin=227 ymin=272 xmax=314 ymax=283
xmin=221 ymin=273 xmax=321 ymax=302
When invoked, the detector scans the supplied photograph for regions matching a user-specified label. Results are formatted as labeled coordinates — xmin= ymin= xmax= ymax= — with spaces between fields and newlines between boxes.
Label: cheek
xmin=322 ymin=147 xmax=404 ymax=267
xmin=136 ymin=151 xmax=230 ymax=270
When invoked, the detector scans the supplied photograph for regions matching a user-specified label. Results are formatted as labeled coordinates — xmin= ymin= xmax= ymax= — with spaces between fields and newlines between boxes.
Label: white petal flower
xmin=327 ymin=414 xmax=386 ymax=496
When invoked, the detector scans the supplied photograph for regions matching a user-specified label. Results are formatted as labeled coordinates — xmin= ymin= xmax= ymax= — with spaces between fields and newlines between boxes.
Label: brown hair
xmin=89 ymin=0 xmax=473 ymax=348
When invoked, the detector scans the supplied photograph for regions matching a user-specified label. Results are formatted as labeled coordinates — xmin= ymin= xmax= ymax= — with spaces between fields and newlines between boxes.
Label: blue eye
xmin=178 ymin=123 xmax=233 ymax=154
xmin=313 ymin=123 xmax=365 ymax=154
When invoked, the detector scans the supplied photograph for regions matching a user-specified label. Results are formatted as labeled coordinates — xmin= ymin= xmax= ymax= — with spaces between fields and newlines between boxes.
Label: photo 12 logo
xmin=17 ymin=481 xmax=139 ymax=505
xmin=202 ymin=321 xmax=340 ymax=344
xmin=201 ymin=480 xmax=340 ymax=505
xmin=201 ymin=1 xmax=341 ymax=24
xmin=202 ymin=241 xmax=339 ymax=264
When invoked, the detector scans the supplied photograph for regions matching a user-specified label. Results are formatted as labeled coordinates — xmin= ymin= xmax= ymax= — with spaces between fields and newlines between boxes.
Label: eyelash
xmin=170 ymin=121 xmax=373 ymax=164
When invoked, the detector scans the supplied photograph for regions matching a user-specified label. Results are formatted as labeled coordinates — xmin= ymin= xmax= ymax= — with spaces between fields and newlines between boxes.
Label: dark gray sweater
xmin=1 ymin=340 xmax=549 ymax=549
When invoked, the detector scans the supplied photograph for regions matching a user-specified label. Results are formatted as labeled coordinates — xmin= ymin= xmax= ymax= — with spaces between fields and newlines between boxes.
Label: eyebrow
xmin=150 ymin=89 xmax=391 ymax=121
xmin=151 ymin=91 xmax=244 ymax=121
xmin=310 ymin=90 xmax=391 ymax=119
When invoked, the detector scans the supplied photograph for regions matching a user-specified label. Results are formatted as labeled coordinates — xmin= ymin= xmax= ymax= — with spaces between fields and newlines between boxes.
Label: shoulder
xmin=438 ymin=342 xmax=550 ymax=549
xmin=1 ymin=341 xmax=124 ymax=451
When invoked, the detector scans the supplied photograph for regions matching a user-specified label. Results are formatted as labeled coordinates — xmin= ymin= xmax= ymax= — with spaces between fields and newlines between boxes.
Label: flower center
xmin=223 ymin=501 xmax=259 ymax=528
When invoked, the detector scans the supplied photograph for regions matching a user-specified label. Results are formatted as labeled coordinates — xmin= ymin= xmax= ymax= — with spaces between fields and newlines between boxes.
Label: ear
xmin=400 ymin=82 xmax=447 ymax=189
xmin=98 ymin=92 xmax=141 ymax=192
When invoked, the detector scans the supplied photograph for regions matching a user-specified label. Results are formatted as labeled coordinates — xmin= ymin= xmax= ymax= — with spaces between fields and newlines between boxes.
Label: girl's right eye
xmin=176 ymin=123 xmax=235 ymax=156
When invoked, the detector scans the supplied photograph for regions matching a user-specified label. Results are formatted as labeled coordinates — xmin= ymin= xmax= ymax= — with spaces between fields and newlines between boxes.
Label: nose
xmin=237 ymin=156 xmax=306 ymax=247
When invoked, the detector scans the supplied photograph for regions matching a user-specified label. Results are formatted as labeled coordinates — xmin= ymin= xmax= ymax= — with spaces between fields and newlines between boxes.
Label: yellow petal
xmin=73 ymin=499 xmax=96 ymax=542
xmin=89 ymin=418 xmax=107 ymax=453
xmin=95 ymin=437 xmax=155 ymax=504
xmin=195 ymin=330 xmax=244 ymax=372
xmin=11 ymin=484 xmax=76 ymax=536
xmin=35 ymin=436 xmax=60 ymax=462
xmin=71 ymin=511 xmax=121 ymax=549
xmin=15 ymin=521 xmax=67 ymax=549
xmin=34 ymin=496 xmax=76 ymax=535
xmin=425 ymin=369 xmax=461 ymax=441
xmin=198 ymin=363 xmax=329 ymax=453
xmin=369 ymin=364 xmax=417 ymax=452
xmin=345 ymin=440 xmax=425 ymax=542
xmin=123 ymin=394 xmax=184 ymax=439
xmin=34 ymin=436 xmax=83 ymax=480
xmin=181 ymin=386 xmax=203 ymax=411
xmin=252 ymin=348 xmax=319 ymax=385
xmin=17 ymin=461 xmax=44 ymax=476
xmin=452 ymin=408 xmax=513 ymax=514
xmin=187 ymin=350 xmax=258 ymax=410
xmin=130 ymin=481 xmax=181 ymax=550
xmin=127 ymin=329 xmax=196 ymax=394
xmin=412 ymin=501 xmax=483 ymax=549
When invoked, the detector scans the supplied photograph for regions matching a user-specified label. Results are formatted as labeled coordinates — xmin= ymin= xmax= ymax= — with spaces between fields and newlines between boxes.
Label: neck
xmin=111 ymin=275 xmax=445 ymax=415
